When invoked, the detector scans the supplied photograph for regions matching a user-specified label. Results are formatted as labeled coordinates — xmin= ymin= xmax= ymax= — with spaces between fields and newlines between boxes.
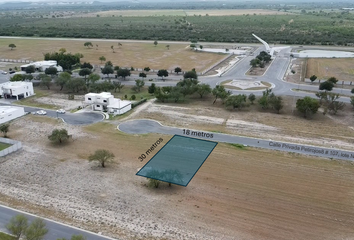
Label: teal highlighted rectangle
xmin=136 ymin=135 xmax=218 ymax=187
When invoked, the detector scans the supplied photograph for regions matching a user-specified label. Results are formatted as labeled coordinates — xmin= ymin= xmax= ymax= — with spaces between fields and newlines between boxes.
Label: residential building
xmin=0 ymin=106 xmax=25 ymax=124
xmin=84 ymin=92 xmax=131 ymax=115
xmin=20 ymin=60 xmax=63 ymax=72
xmin=0 ymin=81 xmax=34 ymax=100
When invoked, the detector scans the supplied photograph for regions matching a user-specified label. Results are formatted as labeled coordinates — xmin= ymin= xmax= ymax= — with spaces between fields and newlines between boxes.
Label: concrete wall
xmin=0 ymin=107 xmax=25 ymax=124
xmin=0 ymin=138 xmax=22 ymax=157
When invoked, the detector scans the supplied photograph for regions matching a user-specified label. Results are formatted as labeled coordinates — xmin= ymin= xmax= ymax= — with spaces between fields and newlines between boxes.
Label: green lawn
xmin=0 ymin=142 xmax=11 ymax=151
xmin=112 ymin=86 xmax=155 ymax=101
xmin=0 ymin=232 xmax=16 ymax=240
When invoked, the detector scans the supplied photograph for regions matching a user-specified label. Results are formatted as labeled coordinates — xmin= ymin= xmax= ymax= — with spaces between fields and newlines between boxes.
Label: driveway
xmin=118 ymin=119 xmax=354 ymax=162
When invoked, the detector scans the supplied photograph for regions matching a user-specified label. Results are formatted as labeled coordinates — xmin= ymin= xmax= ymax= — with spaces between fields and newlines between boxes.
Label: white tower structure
xmin=252 ymin=33 xmax=273 ymax=56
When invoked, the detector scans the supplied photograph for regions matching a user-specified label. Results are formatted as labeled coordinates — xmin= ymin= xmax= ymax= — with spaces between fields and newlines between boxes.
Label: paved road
xmin=118 ymin=119 xmax=354 ymax=162
xmin=0 ymin=205 xmax=117 ymax=240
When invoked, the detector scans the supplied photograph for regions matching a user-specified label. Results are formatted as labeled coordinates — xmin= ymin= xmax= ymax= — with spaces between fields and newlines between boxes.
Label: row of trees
xmin=6 ymin=214 xmax=87 ymax=240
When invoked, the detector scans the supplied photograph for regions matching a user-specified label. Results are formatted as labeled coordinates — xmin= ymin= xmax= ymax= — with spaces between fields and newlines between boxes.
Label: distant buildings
xmin=84 ymin=92 xmax=131 ymax=115
xmin=0 ymin=81 xmax=34 ymax=100
xmin=20 ymin=60 xmax=63 ymax=72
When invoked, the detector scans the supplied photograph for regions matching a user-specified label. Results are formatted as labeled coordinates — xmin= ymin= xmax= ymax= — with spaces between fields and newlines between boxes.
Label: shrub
xmin=131 ymin=94 xmax=136 ymax=100
xmin=124 ymin=94 xmax=127 ymax=99
xmin=131 ymin=98 xmax=147 ymax=108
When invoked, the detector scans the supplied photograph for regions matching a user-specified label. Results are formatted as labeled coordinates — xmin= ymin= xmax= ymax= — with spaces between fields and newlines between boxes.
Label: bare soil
xmin=306 ymin=58 xmax=354 ymax=81
xmin=1 ymin=94 xmax=354 ymax=240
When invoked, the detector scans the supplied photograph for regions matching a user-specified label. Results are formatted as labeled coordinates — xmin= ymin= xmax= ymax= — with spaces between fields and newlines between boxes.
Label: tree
xmin=99 ymin=56 xmax=106 ymax=64
xmin=190 ymin=44 xmax=196 ymax=50
xmin=24 ymin=218 xmax=48 ymax=240
xmin=183 ymin=71 xmax=198 ymax=80
xmin=296 ymin=96 xmax=320 ymax=118
xmin=65 ymin=78 xmax=86 ymax=93
xmin=153 ymin=40 xmax=158 ymax=47
xmin=48 ymin=128 xmax=70 ymax=144
xmin=133 ymin=79 xmax=145 ymax=92
xmin=112 ymin=81 xmax=124 ymax=92
xmin=88 ymin=149 xmax=115 ymax=168
xmin=87 ymin=73 xmax=100 ymax=86
xmin=248 ymin=93 xmax=256 ymax=104
xmin=80 ymin=62 xmax=93 ymax=70
xmin=199 ymin=45 xmax=203 ymax=50
xmin=105 ymin=61 xmax=113 ymax=67
xmin=212 ymin=85 xmax=231 ymax=104
xmin=56 ymin=72 xmax=71 ymax=91
xmin=6 ymin=214 xmax=28 ymax=240
xmin=9 ymin=43 xmax=16 ymax=50
xmin=25 ymin=65 xmax=36 ymax=74
xmin=319 ymin=81 xmax=334 ymax=91
xmin=144 ymin=67 xmax=150 ymax=72
xmin=79 ymin=68 xmax=92 ymax=80
xmin=101 ymin=65 xmax=114 ymax=77
xmin=114 ymin=66 xmax=120 ymax=71
xmin=250 ymin=58 xmax=260 ymax=67
xmin=148 ymin=83 xmax=156 ymax=94
xmin=166 ymin=44 xmax=170 ymax=50
xmin=44 ymin=67 xmax=58 ymax=78
xmin=59 ymin=48 xmax=66 ymax=54
xmin=10 ymin=74 xmax=24 ymax=82
xmin=24 ymin=74 xmax=33 ymax=81
xmin=225 ymin=94 xmax=248 ymax=110
xmin=111 ymin=45 xmax=115 ymax=53
xmin=177 ymin=79 xmax=198 ymax=97
xmin=351 ymin=88 xmax=354 ymax=94
xmin=196 ymin=83 xmax=211 ymax=98
xmin=44 ymin=51 xmax=80 ymax=71
xmin=117 ymin=68 xmax=131 ymax=80
xmin=351 ymin=96 xmax=354 ymax=109
xmin=118 ymin=42 xmax=122 ymax=48
xmin=139 ymin=72 xmax=147 ymax=79
xmin=258 ymin=89 xmax=272 ymax=109
xmin=84 ymin=42 xmax=93 ymax=48
xmin=40 ymin=75 xmax=52 ymax=90
xmin=157 ymin=69 xmax=169 ymax=80
xmin=269 ymin=94 xmax=283 ymax=114
xmin=327 ymin=76 xmax=338 ymax=84
xmin=310 ymin=75 xmax=317 ymax=84
xmin=174 ymin=67 xmax=182 ymax=75
xmin=321 ymin=92 xmax=345 ymax=115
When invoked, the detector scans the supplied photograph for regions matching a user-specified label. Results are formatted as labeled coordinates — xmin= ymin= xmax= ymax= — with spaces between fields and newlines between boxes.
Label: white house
xmin=0 ymin=81 xmax=34 ymax=100
xmin=0 ymin=106 xmax=25 ymax=124
xmin=84 ymin=92 xmax=131 ymax=115
xmin=20 ymin=60 xmax=63 ymax=72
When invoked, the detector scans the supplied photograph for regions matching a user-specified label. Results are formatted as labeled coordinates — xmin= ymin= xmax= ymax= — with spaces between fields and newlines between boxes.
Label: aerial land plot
xmin=0 ymin=38 xmax=225 ymax=72
xmin=306 ymin=58 xmax=354 ymax=82
xmin=1 ymin=110 xmax=354 ymax=240
xmin=85 ymin=9 xmax=291 ymax=17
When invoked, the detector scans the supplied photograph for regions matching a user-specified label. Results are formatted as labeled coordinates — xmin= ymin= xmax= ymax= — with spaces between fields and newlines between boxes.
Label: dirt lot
xmin=1 ymin=95 xmax=354 ymax=240
xmin=306 ymin=58 xmax=354 ymax=82
xmin=0 ymin=39 xmax=224 ymax=72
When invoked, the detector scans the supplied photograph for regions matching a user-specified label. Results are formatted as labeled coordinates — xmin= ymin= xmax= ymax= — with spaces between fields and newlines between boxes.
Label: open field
xmin=0 ymin=98 xmax=354 ymax=239
xmin=0 ymin=38 xmax=225 ymax=72
xmin=85 ymin=9 xmax=291 ymax=17
xmin=306 ymin=58 xmax=354 ymax=82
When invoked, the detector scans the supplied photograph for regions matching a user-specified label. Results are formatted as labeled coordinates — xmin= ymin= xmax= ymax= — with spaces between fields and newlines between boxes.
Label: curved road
xmin=119 ymin=119 xmax=354 ymax=162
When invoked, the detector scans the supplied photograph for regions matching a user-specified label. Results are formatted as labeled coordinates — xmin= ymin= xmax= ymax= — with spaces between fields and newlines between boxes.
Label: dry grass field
xmin=0 ymin=38 xmax=225 ymax=72
xmin=82 ymin=9 xmax=291 ymax=17
xmin=306 ymin=58 xmax=354 ymax=82
xmin=0 ymin=99 xmax=353 ymax=239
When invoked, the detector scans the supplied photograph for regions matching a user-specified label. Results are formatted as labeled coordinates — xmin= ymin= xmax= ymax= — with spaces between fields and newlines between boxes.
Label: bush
xmin=131 ymin=94 xmax=136 ymax=100
xmin=148 ymin=178 xmax=160 ymax=188
xmin=131 ymin=98 xmax=147 ymax=108
xmin=124 ymin=94 xmax=127 ymax=99
xmin=149 ymin=79 xmax=153 ymax=81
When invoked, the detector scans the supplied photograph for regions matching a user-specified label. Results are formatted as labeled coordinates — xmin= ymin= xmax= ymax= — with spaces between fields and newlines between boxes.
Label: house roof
xmin=0 ymin=81 xmax=32 ymax=89
xmin=85 ymin=92 xmax=113 ymax=98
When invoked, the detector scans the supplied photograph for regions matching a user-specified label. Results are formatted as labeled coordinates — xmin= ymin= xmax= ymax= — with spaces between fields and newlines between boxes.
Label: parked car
xmin=36 ymin=110 xmax=47 ymax=115
xmin=56 ymin=109 xmax=66 ymax=114
xmin=1 ymin=71 xmax=7 ymax=75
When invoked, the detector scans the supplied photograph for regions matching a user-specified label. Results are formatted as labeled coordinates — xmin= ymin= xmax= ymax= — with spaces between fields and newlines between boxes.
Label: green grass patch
xmin=0 ymin=142 xmax=11 ymax=151
xmin=0 ymin=232 xmax=16 ymax=240
xmin=229 ymin=143 xmax=247 ymax=150
xmin=112 ymin=86 xmax=155 ymax=100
